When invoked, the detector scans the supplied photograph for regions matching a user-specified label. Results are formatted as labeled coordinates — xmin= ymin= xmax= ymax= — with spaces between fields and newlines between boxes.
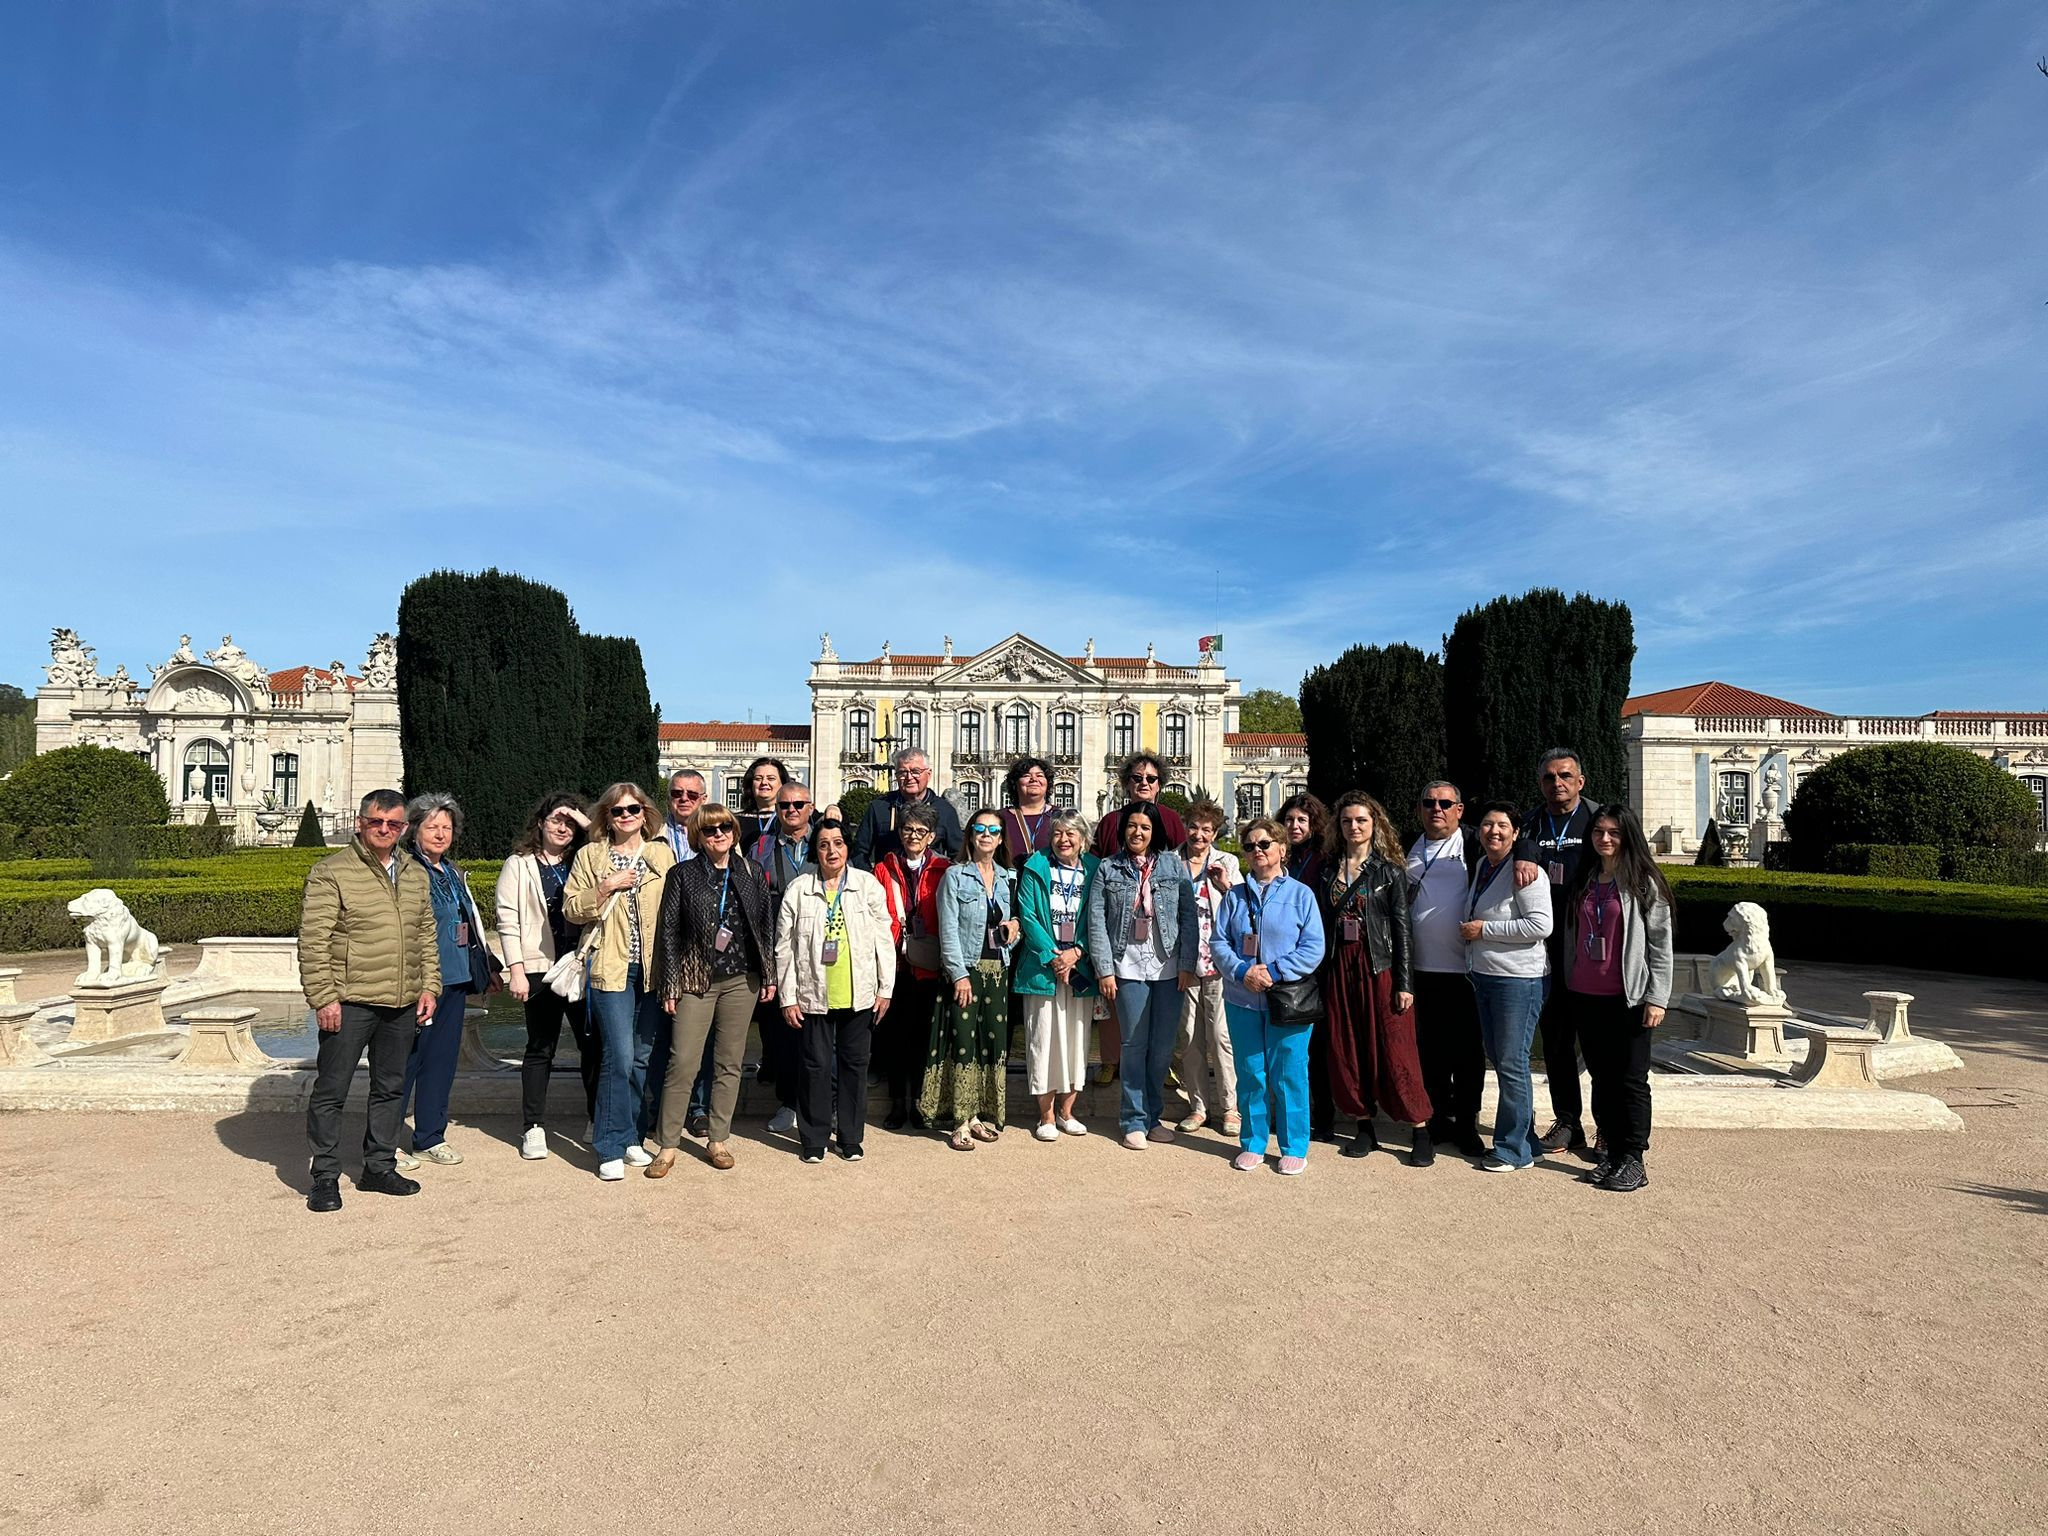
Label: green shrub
xmin=1785 ymin=742 xmax=2038 ymax=869
xmin=1940 ymin=847 xmax=2048 ymax=887
xmin=835 ymin=784 xmax=878 ymax=832
xmin=0 ymin=823 xmax=235 ymax=860
xmin=293 ymin=803 xmax=327 ymax=848
xmin=0 ymin=743 xmax=170 ymax=828
xmin=1826 ymin=843 xmax=1941 ymax=880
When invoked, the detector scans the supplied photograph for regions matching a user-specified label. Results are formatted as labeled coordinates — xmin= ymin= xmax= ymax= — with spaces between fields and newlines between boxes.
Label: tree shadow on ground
xmin=1950 ymin=1182 xmax=2048 ymax=1216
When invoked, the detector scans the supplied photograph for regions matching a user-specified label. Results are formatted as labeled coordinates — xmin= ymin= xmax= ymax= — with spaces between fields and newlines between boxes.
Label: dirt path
xmin=3 ymin=961 xmax=2043 ymax=1535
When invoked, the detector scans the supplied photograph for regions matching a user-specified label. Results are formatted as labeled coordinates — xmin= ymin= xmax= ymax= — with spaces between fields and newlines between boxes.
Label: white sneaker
xmin=768 ymin=1106 xmax=798 ymax=1135
xmin=622 ymin=1144 xmax=653 ymax=1167
xmin=597 ymin=1159 xmax=625 ymax=1181
xmin=416 ymin=1143 xmax=463 ymax=1166
xmin=1121 ymin=1130 xmax=1147 ymax=1150
xmin=1481 ymin=1158 xmax=1523 ymax=1174
xmin=520 ymin=1127 xmax=548 ymax=1160
xmin=1059 ymin=1117 xmax=1088 ymax=1137
xmin=1033 ymin=1122 xmax=1060 ymax=1142
xmin=394 ymin=1149 xmax=420 ymax=1171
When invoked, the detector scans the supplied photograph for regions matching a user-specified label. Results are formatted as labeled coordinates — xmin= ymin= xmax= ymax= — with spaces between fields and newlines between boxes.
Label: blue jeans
xmin=589 ymin=964 xmax=662 ymax=1161
xmin=400 ymin=983 xmax=470 ymax=1150
xmin=1470 ymin=972 xmax=1543 ymax=1167
xmin=1113 ymin=977 xmax=1181 ymax=1134
xmin=1225 ymin=1002 xmax=1311 ymax=1159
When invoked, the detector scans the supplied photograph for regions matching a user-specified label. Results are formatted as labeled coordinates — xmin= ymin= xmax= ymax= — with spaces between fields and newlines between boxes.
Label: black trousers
xmin=1308 ymin=1019 xmax=1334 ymax=1136
xmin=307 ymin=1002 xmax=413 ymax=1182
xmin=519 ymin=980 xmax=598 ymax=1130
xmin=797 ymin=1006 xmax=874 ymax=1155
xmin=756 ymin=998 xmax=800 ymax=1110
xmin=1413 ymin=970 xmax=1485 ymax=1132
xmin=881 ymin=972 xmax=941 ymax=1110
xmin=1538 ymin=949 xmax=1587 ymax=1125
xmin=1572 ymin=990 xmax=1652 ymax=1156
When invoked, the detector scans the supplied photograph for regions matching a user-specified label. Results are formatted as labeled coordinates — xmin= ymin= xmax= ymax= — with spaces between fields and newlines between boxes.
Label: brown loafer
xmin=707 ymin=1144 xmax=736 ymax=1171
xmin=644 ymin=1150 xmax=677 ymax=1179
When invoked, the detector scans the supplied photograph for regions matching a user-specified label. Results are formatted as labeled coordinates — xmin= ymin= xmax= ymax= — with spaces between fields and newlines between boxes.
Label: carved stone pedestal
xmin=174 ymin=1006 xmax=276 ymax=1071
xmin=194 ymin=937 xmax=304 ymax=993
xmin=0 ymin=1003 xmax=50 ymax=1067
xmin=1863 ymin=990 xmax=1915 ymax=1044
xmin=459 ymin=1005 xmax=513 ymax=1072
xmin=0 ymin=967 xmax=22 ymax=1006
xmin=1701 ymin=996 xmax=1794 ymax=1065
xmin=1789 ymin=1022 xmax=1880 ymax=1090
xmin=68 ymin=977 xmax=172 ymax=1045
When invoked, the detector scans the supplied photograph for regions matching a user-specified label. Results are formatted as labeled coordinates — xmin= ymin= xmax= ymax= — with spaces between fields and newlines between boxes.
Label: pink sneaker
xmin=1231 ymin=1150 xmax=1263 ymax=1172
xmin=1277 ymin=1155 xmax=1307 ymax=1176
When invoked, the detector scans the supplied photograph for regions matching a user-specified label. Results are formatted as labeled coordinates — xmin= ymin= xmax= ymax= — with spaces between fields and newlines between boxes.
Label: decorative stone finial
xmin=1083 ymin=638 xmax=1096 ymax=663
xmin=45 ymin=628 xmax=98 ymax=687
xmin=362 ymin=633 xmax=397 ymax=690
xmin=881 ymin=640 xmax=891 ymax=660
xmin=943 ymin=635 xmax=954 ymax=661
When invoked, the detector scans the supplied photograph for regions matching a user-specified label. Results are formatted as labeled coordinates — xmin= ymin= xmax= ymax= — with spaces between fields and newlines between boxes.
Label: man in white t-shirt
xmin=1173 ymin=800 xmax=1241 ymax=1134
xmin=1405 ymin=779 xmax=1488 ymax=1158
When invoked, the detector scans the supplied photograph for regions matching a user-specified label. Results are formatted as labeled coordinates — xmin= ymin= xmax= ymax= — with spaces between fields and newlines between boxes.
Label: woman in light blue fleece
xmin=1459 ymin=801 xmax=1553 ymax=1172
xmin=1209 ymin=816 xmax=1326 ymax=1175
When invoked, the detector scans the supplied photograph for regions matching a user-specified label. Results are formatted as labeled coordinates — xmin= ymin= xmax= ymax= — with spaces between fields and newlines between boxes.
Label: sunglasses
xmin=362 ymin=816 xmax=406 ymax=831
xmin=670 ymin=789 xmax=703 ymax=801
xmin=701 ymin=823 xmax=736 ymax=837
xmin=1244 ymin=838 xmax=1278 ymax=852
xmin=610 ymin=805 xmax=645 ymax=819
xmin=778 ymin=799 xmax=811 ymax=810
xmin=1128 ymin=773 xmax=1160 ymax=785
xmin=1419 ymin=798 xmax=1458 ymax=810
xmin=970 ymin=825 xmax=1003 ymax=838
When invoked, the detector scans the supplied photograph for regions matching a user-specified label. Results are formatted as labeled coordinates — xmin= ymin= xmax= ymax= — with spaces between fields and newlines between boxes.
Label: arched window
xmin=1718 ymin=770 xmax=1752 ymax=824
xmin=898 ymin=708 xmax=923 ymax=753
xmin=183 ymin=739 xmax=230 ymax=803
xmin=1053 ymin=711 xmax=1077 ymax=758
xmin=1162 ymin=711 xmax=1188 ymax=759
xmin=1000 ymin=703 xmax=1031 ymax=754
xmin=271 ymin=752 xmax=300 ymax=807
xmin=1053 ymin=781 xmax=1076 ymax=810
xmin=1111 ymin=712 xmax=1136 ymax=758
xmin=725 ymin=775 xmax=745 ymax=805
xmin=2022 ymin=775 xmax=2048 ymax=834
xmin=847 ymin=707 xmax=872 ymax=759
xmin=958 ymin=709 xmax=983 ymax=758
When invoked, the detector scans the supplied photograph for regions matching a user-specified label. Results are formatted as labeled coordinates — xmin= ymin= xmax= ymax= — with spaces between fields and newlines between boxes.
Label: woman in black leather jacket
xmin=1319 ymin=791 xmax=1434 ymax=1166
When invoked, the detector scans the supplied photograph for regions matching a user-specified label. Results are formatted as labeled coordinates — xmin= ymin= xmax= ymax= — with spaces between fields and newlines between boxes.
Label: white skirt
xmin=1024 ymin=984 xmax=1092 ymax=1094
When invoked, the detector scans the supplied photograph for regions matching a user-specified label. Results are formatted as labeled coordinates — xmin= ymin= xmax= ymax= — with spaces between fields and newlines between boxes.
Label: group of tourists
xmin=296 ymin=744 xmax=1674 ymax=1212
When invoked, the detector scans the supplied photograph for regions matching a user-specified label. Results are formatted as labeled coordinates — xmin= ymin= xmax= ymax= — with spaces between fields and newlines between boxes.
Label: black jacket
xmin=851 ymin=789 xmax=964 ymax=869
xmin=655 ymin=856 xmax=775 ymax=999
xmin=1321 ymin=853 xmax=1413 ymax=995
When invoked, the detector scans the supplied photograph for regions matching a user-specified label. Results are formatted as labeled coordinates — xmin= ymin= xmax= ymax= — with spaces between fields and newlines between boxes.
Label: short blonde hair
xmin=686 ymin=801 xmax=740 ymax=855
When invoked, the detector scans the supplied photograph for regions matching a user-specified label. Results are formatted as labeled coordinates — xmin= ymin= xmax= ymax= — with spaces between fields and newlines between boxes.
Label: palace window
xmin=726 ymin=775 xmax=745 ymax=804
xmin=2023 ymin=775 xmax=2048 ymax=834
xmin=1111 ymin=712 xmax=1136 ymax=758
xmin=958 ymin=709 xmax=983 ymax=758
xmin=999 ymin=703 xmax=1031 ymax=754
xmin=271 ymin=752 xmax=300 ymax=807
xmin=847 ymin=708 xmax=872 ymax=759
xmin=1718 ymin=771 xmax=1752 ymax=824
xmin=1162 ymin=712 xmax=1188 ymax=759
xmin=183 ymin=739 xmax=230 ymax=804
xmin=1053 ymin=781 xmax=1076 ymax=810
xmin=898 ymin=708 xmax=923 ymax=753
xmin=958 ymin=780 xmax=983 ymax=811
xmin=1053 ymin=711 xmax=1077 ymax=757
xmin=1236 ymin=783 xmax=1265 ymax=821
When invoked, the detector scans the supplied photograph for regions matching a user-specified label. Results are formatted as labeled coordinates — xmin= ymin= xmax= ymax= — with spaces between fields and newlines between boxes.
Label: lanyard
xmin=716 ymin=867 xmax=732 ymax=926
xmin=1011 ymin=807 xmax=1047 ymax=855
xmin=1467 ymin=856 xmax=1511 ymax=920
xmin=1243 ymin=873 xmax=1279 ymax=932
xmin=1547 ymin=810 xmax=1574 ymax=850
xmin=822 ymin=875 xmax=846 ymax=932
xmin=1586 ymin=879 xmax=1614 ymax=952
xmin=1330 ymin=856 xmax=1374 ymax=915
xmin=668 ymin=823 xmax=686 ymax=861
xmin=1416 ymin=834 xmax=1457 ymax=886
xmin=1051 ymin=862 xmax=1083 ymax=909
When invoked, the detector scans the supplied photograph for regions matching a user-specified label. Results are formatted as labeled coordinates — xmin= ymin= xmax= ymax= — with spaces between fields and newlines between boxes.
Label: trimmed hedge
xmin=1666 ymin=867 xmax=2048 ymax=981
xmin=0 ymin=824 xmax=237 ymax=860
xmin=1826 ymin=843 xmax=1941 ymax=881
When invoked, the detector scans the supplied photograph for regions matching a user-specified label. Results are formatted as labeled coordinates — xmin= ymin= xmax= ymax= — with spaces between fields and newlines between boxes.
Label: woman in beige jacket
xmin=563 ymin=782 xmax=676 ymax=1181
xmin=774 ymin=820 xmax=895 ymax=1163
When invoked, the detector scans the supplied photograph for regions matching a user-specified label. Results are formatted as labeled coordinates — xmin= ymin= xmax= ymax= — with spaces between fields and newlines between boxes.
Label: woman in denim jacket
xmin=921 ymin=809 xmax=1017 ymax=1149
xmin=1086 ymin=803 xmax=1203 ymax=1149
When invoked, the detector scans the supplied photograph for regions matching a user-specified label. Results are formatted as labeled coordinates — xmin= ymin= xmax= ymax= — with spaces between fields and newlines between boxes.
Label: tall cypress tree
xmin=1300 ymin=643 xmax=1447 ymax=842
xmin=578 ymin=633 xmax=660 ymax=796
xmin=1443 ymin=588 xmax=1633 ymax=808
xmin=398 ymin=569 xmax=584 ymax=855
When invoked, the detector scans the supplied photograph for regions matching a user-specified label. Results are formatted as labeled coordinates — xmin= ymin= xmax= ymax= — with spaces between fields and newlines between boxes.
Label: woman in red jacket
xmin=872 ymin=801 xmax=950 ymax=1131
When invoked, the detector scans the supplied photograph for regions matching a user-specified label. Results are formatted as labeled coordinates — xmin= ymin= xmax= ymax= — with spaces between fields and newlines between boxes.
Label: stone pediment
xmin=935 ymin=634 xmax=1093 ymax=689
xmin=144 ymin=665 xmax=255 ymax=717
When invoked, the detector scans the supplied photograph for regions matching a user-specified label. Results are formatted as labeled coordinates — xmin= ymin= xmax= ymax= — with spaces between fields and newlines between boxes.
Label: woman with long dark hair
xmin=736 ymin=756 xmax=793 ymax=847
xmin=1279 ymin=790 xmax=1336 ymax=1139
xmin=998 ymin=756 xmax=1057 ymax=865
xmin=1559 ymin=805 xmax=1673 ymax=1194
xmin=495 ymin=792 xmax=597 ymax=1159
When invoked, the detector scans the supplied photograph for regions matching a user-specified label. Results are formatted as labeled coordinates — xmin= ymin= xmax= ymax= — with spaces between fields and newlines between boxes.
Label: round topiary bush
xmin=1785 ymin=743 xmax=2039 ymax=870
xmin=0 ymin=743 xmax=170 ymax=827
xmin=835 ymin=784 xmax=878 ymax=833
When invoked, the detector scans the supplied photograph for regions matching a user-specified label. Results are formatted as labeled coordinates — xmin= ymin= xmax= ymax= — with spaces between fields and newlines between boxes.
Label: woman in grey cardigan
xmin=1458 ymin=802 xmax=1552 ymax=1171
xmin=1559 ymin=805 xmax=1673 ymax=1194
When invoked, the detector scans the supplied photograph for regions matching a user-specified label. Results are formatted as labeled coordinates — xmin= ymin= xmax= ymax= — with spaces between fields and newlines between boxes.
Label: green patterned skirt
xmin=918 ymin=959 xmax=1008 ymax=1128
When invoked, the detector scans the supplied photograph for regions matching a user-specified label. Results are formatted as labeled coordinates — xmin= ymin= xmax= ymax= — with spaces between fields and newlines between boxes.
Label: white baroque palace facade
xmin=1624 ymin=681 xmax=2048 ymax=856
xmin=33 ymin=628 xmax=403 ymax=843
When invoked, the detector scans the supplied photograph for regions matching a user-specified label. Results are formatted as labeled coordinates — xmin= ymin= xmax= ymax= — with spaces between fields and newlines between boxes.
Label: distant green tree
xmin=294 ymin=802 xmax=327 ymax=848
xmin=1300 ymin=642 xmax=1446 ymax=843
xmin=0 ymin=683 xmax=34 ymax=778
xmin=835 ymin=784 xmax=878 ymax=833
xmin=399 ymin=569 xmax=584 ymax=856
xmin=1239 ymin=688 xmax=1302 ymax=734
xmin=578 ymin=634 xmax=660 ymax=796
xmin=0 ymin=743 xmax=170 ymax=827
xmin=1785 ymin=743 xmax=2040 ymax=869
xmin=1442 ymin=589 xmax=1634 ymax=808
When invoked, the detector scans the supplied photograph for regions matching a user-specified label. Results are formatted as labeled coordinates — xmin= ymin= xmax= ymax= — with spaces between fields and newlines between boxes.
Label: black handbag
xmin=1266 ymin=971 xmax=1324 ymax=1027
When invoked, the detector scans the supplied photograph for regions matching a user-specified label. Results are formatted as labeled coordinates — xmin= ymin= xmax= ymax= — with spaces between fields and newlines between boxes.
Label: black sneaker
xmin=1602 ymin=1154 xmax=1648 ymax=1193
xmin=357 ymin=1168 xmax=421 ymax=1196
xmin=799 ymin=1149 xmax=825 ymax=1164
xmin=1581 ymin=1129 xmax=1609 ymax=1165
xmin=883 ymin=1106 xmax=909 ymax=1132
xmin=1408 ymin=1126 xmax=1436 ymax=1168
xmin=307 ymin=1177 xmax=342 ymax=1213
xmin=1580 ymin=1158 xmax=1616 ymax=1186
xmin=1340 ymin=1121 xmax=1379 ymax=1159
xmin=1312 ymin=1125 xmax=1340 ymax=1145
xmin=839 ymin=1146 xmax=864 ymax=1162
xmin=1536 ymin=1119 xmax=1586 ymax=1155
xmin=1456 ymin=1124 xmax=1488 ymax=1159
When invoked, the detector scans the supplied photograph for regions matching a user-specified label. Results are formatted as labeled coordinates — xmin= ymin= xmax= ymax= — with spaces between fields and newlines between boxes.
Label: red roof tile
xmin=267 ymin=665 xmax=357 ymax=695
xmin=1622 ymin=682 xmax=1831 ymax=720
xmin=659 ymin=721 xmax=811 ymax=744
xmin=1227 ymin=732 xmax=1307 ymax=748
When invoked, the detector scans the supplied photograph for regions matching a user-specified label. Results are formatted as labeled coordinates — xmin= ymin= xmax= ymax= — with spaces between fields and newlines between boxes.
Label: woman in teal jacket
xmin=921 ymin=810 xmax=1018 ymax=1149
xmin=1015 ymin=809 xmax=1099 ymax=1141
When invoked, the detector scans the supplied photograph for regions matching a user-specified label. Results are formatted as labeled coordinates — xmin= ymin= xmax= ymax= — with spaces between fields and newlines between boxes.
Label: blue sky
xmin=3 ymin=0 xmax=2044 ymax=720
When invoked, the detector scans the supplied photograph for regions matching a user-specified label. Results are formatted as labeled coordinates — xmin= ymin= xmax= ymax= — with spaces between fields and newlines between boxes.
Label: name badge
xmin=714 ymin=924 xmax=734 ymax=953
xmin=1241 ymin=932 xmax=1259 ymax=959
xmin=454 ymin=919 xmax=471 ymax=949
xmin=1131 ymin=913 xmax=1152 ymax=943
xmin=821 ymin=938 xmax=840 ymax=965
xmin=1341 ymin=914 xmax=1361 ymax=943
xmin=1548 ymin=862 xmax=1564 ymax=886
xmin=987 ymin=923 xmax=1004 ymax=951
xmin=1056 ymin=917 xmax=1075 ymax=943
xmin=1589 ymin=935 xmax=1607 ymax=963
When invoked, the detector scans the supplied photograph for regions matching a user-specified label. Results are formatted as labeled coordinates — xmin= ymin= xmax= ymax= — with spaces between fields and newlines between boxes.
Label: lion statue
xmin=67 ymin=889 xmax=162 ymax=987
xmin=1707 ymin=901 xmax=1783 ymax=1005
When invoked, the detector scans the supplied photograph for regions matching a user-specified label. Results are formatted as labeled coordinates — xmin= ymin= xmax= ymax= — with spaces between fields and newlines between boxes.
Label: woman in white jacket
xmin=1458 ymin=801 xmax=1552 ymax=1173
xmin=775 ymin=819 xmax=896 ymax=1164
xmin=494 ymin=793 xmax=595 ymax=1161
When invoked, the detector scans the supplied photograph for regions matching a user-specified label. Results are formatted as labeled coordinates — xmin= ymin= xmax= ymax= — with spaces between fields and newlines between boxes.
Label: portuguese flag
xmin=1197 ymin=634 xmax=1223 ymax=656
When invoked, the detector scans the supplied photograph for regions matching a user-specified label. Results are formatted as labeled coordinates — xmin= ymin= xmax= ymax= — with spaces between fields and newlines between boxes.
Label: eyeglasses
xmin=1244 ymin=838 xmax=1278 ymax=852
xmin=362 ymin=816 xmax=406 ymax=831
xmin=777 ymin=799 xmax=810 ymax=810
xmin=1419 ymin=798 xmax=1458 ymax=810
xmin=1128 ymin=773 xmax=1160 ymax=785
xmin=610 ymin=805 xmax=645 ymax=819
xmin=900 ymin=826 xmax=933 ymax=839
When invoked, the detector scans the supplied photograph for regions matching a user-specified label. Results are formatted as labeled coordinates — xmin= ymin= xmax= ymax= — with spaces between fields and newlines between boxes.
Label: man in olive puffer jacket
xmin=300 ymin=788 xmax=441 ymax=1211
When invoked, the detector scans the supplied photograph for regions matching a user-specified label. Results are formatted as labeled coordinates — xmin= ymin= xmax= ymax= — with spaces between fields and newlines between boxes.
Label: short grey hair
xmin=1418 ymin=779 xmax=1461 ymax=803
xmin=891 ymin=747 xmax=930 ymax=772
xmin=358 ymin=788 xmax=405 ymax=817
xmin=406 ymin=791 xmax=465 ymax=845
xmin=668 ymin=767 xmax=706 ymax=788
xmin=1537 ymin=748 xmax=1583 ymax=777
xmin=898 ymin=801 xmax=940 ymax=833
xmin=1048 ymin=808 xmax=1092 ymax=844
